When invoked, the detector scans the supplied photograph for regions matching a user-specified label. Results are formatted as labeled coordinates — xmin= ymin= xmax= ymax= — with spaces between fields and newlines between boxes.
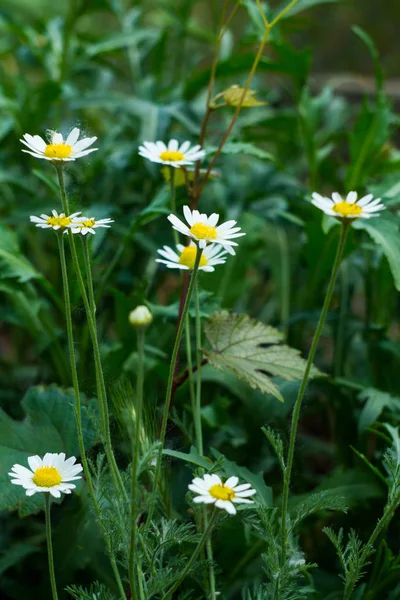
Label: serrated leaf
xmin=0 ymin=385 xmax=97 ymax=516
xmin=204 ymin=311 xmax=318 ymax=402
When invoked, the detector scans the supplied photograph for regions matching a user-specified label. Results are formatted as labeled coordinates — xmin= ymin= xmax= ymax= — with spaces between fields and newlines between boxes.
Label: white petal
xmin=346 ymin=191 xmax=358 ymax=204
xmin=225 ymin=476 xmax=239 ymax=489
xmin=215 ymin=500 xmax=236 ymax=514
xmin=28 ymin=456 xmax=42 ymax=471
xmin=52 ymin=132 xmax=63 ymax=144
xmin=66 ymin=128 xmax=80 ymax=145
xmin=332 ymin=192 xmax=342 ymax=204
xmin=72 ymin=137 xmax=97 ymax=153
xmin=193 ymin=496 xmax=216 ymax=504
xmin=50 ymin=488 xmax=61 ymax=498
xmin=183 ymin=205 xmax=194 ymax=226
xmin=168 ymin=139 xmax=179 ymax=151
xmin=235 ymin=489 xmax=257 ymax=498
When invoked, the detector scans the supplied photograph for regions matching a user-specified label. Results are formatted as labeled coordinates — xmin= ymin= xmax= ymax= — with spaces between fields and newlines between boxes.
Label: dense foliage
xmin=1 ymin=1 xmax=400 ymax=599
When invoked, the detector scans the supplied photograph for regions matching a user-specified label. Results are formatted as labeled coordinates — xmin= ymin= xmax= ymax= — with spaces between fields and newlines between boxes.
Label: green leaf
xmin=206 ymin=142 xmax=274 ymax=162
xmin=204 ymin=311 xmax=318 ymax=402
xmin=163 ymin=446 xmax=214 ymax=470
xmin=0 ymin=225 xmax=41 ymax=283
xmin=353 ymin=215 xmax=400 ymax=291
xmin=352 ymin=26 xmax=383 ymax=94
xmin=0 ymin=385 xmax=97 ymax=516
xmin=274 ymin=0 xmax=339 ymax=18
xmin=211 ymin=448 xmax=273 ymax=507
xmin=358 ymin=387 xmax=399 ymax=432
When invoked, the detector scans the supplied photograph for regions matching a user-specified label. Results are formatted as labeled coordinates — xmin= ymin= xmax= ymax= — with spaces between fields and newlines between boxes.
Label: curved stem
xmin=45 ymin=495 xmax=59 ymax=600
xmin=56 ymin=234 xmax=127 ymax=600
xmin=55 ymin=166 xmax=127 ymax=502
xmin=280 ymin=223 xmax=350 ymax=567
xmin=129 ymin=328 xmax=145 ymax=596
xmin=146 ymin=246 xmax=203 ymax=524
xmin=169 ymin=167 xmax=179 ymax=246
xmin=161 ymin=509 xmax=218 ymax=600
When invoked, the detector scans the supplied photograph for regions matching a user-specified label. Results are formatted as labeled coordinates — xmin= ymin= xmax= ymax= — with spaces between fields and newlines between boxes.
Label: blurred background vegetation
xmin=1 ymin=1 xmax=400 ymax=599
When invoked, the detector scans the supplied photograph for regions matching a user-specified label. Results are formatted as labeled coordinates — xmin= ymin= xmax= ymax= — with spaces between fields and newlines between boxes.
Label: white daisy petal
xmin=9 ymin=453 xmax=82 ymax=498
xmin=139 ymin=139 xmax=205 ymax=167
xmin=311 ymin=190 xmax=385 ymax=220
xmin=225 ymin=476 xmax=239 ymax=489
xmin=66 ymin=127 xmax=80 ymax=146
xmin=21 ymin=129 xmax=98 ymax=162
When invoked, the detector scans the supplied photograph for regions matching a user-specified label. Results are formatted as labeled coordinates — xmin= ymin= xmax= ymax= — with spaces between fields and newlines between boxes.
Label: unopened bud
xmin=129 ymin=305 xmax=153 ymax=327
xmin=223 ymin=85 xmax=267 ymax=108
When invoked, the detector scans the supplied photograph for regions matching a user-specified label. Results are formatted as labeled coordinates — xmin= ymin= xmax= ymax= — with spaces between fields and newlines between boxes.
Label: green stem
xmin=45 ymin=495 xmax=59 ymax=600
xmin=194 ymin=282 xmax=216 ymax=598
xmin=147 ymin=246 xmax=203 ymax=524
xmin=56 ymin=234 xmax=127 ymax=600
xmin=55 ymin=166 xmax=127 ymax=502
xmin=129 ymin=328 xmax=145 ymax=596
xmin=280 ymin=223 xmax=350 ymax=567
xmin=185 ymin=316 xmax=197 ymax=436
xmin=169 ymin=167 xmax=179 ymax=247
xmin=161 ymin=509 xmax=218 ymax=600
xmin=194 ymin=282 xmax=204 ymax=456
xmin=334 ymin=261 xmax=349 ymax=377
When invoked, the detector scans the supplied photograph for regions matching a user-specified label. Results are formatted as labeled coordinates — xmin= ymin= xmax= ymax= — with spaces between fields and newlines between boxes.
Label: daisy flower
xmin=69 ymin=216 xmax=114 ymax=235
xmin=311 ymin=191 xmax=385 ymax=220
xmin=30 ymin=210 xmax=82 ymax=231
xmin=167 ymin=206 xmax=245 ymax=255
xmin=9 ymin=453 xmax=83 ymax=498
xmin=20 ymin=128 xmax=98 ymax=161
xmin=138 ymin=139 xmax=206 ymax=168
xmin=188 ymin=474 xmax=256 ymax=515
xmin=156 ymin=242 xmax=228 ymax=272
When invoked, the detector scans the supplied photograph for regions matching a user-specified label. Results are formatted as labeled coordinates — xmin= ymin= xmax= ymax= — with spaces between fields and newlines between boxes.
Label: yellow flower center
xmin=159 ymin=150 xmax=185 ymax=162
xmin=189 ymin=222 xmax=217 ymax=240
xmin=47 ymin=215 xmax=72 ymax=228
xmin=179 ymin=246 xmax=208 ymax=269
xmin=81 ymin=219 xmax=96 ymax=228
xmin=332 ymin=201 xmax=362 ymax=217
xmin=209 ymin=484 xmax=235 ymax=501
xmin=32 ymin=466 xmax=62 ymax=488
xmin=44 ymin=143 xmax=73 ymax=159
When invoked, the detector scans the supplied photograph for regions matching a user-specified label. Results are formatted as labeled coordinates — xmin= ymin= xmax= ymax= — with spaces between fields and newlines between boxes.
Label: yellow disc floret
xmin=44 ymin=144 xmax=73 ymax=159
xmin=47 ymin=215 xmax=72 ymax=228
xmin=159 ymin=150 xmax=185 ymax=162
xmin=179 ymin=246 xmax=208 ymax=269
xmin=81 ymin=219 xmax=96 ymax=228
xmin=209 ymin=484 xmax=235 ymax=501
xmin=332 ymin=201 xmax=363 ymax=217
xmin=33 ymin=466 xmax=62 ymax=488
xmin=189 ymin=222 xmax=217 ymax=240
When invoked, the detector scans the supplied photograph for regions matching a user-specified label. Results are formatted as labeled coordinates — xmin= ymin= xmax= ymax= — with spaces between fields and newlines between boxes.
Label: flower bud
xmin=129 ymin=305 xmax=153 ymax=327
xmin=223 ymin=85 xmax=266 ymax=107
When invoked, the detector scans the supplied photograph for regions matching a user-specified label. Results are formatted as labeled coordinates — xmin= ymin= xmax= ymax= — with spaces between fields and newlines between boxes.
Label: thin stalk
xmin=280 ymin=223 xmax=350 ymax=567
xmin=334 ymin=261 xmax=349 ymax=377
xmin=194 ymin=282 xmax=216 ymax=598
xmin=147 ymin=246 xmax=203 ymax=525
xmin=129 ymin=328 xmax=145 ymax=596
xmin=161 ymin=509 xmax=218 ymax=600
xmin=185 ymin=316 xmax=197 ymax=436
xmin=56 ymin=234 xmax=127 ymax=600
xmin=169 ymin=167 xmax=179 ymax=247
xmin=45 ymin=495 xmax=59 ymax=600
xmin=55 ymin=166 xmax=127 ymax=502
xmin=194 ymin=282 xmax=204 ymax=456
